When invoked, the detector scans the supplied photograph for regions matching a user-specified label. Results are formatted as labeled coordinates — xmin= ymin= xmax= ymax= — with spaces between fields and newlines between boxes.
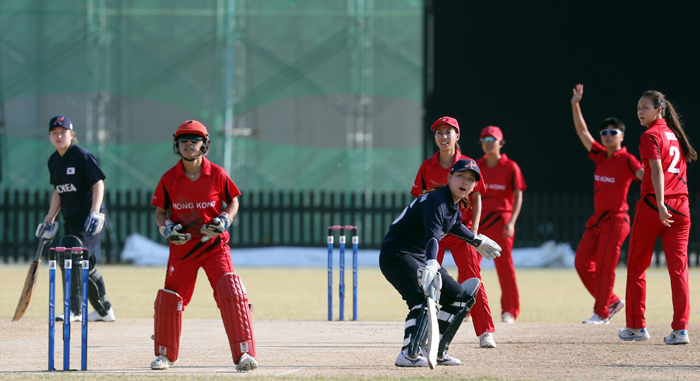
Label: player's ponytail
xmin=642 ymin=90 xmax=697 ymax=162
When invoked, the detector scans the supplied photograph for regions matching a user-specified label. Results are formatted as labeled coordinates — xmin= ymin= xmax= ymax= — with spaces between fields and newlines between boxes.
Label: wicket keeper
xmin=150 ymin=120 xmax=257 ymax=371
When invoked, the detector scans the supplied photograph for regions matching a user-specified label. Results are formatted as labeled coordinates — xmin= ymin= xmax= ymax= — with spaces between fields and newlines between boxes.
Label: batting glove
xmin=200 ymin=212 xmax=231 ymax=241
xmin=417 ymin=259 xmax=441 ymax=296
xmin=159 ymin=220 xmax=191 ymax=245
xmin=35 ymin=221 xmax=59 ymax=239
xmin=470 ymin=234 xmax=502 ymax=260
xmin=84 ymin=212 xmax=105 ymax=235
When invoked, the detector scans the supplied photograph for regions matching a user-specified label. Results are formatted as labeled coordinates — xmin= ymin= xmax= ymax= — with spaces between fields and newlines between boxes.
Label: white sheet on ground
xmin=120 ymin=233 xmax=575 ymax=268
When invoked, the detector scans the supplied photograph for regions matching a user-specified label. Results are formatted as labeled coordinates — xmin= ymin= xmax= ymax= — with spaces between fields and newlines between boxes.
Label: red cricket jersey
xmin=475 ymin=153 xmax=526 ymax=213
xmin=152 ymin=157 xmax=241 ymax=243
xmin=411 ymin=151 xmax=486 ymax=226
xmin=588 ymin=141 xmax=642 ymax=213
xmin=639 ymin=119 xmax=688 ymax=197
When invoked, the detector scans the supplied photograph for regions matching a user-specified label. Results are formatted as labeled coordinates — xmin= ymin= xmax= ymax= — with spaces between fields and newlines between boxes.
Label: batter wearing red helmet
xmin=411 ymin=116 xmax=498 ymax=348
xmin=150 ymin=120 xmax=257 ymax=371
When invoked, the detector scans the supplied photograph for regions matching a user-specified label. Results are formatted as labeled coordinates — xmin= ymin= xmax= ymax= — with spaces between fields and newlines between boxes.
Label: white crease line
xmin=276 ymin=367 xmax=306 ymax=376
xmin=215 ymin=367 xmax=235 ymax=372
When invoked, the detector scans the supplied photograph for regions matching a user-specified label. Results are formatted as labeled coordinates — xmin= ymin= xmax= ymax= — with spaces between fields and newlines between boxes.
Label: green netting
xmin=0 ymin=1 xmax=423 ymax=193
xmin=5 ymin=136 xmax=422 ymax=193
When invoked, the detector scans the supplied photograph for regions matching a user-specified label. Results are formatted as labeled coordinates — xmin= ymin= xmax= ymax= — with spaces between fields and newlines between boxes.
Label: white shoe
xmin=150 ymin=354 xmax=175 ymax=370
xmin=608 ymin=299 xmax=625 ymax=320
xmin=88 ymin=308 xmax=116 ymax=322
xmin=235 ymin=353 xmax=258 ymax=371
xmin=479 ymin=332 xmax=497 ymax=348
xmin=395 ymin=351 xmax=429 ymax=367
xmin=55 ymin=312 xmax=82 ymax=322
xmin=437 ymin=354 xmax=461 ymax=366
xmin=618 ymin=327 xmax=650 ymax=341
xmin=501 ymin=312 xmax=515 ymax=323
xmin=582 ymin=313 xmax=609 ymax=324
xmin=664 ymin=330 xmax=689 ymax=345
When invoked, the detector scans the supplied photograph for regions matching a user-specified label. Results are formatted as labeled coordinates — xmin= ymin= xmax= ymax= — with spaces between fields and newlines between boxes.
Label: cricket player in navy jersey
xmin=36 ymin=115 xmax=115 ymax=322
xmin=381 ymin=158 xmax=502 ymax=367
xmin=412 ymin=116 xmax=498 ymax=348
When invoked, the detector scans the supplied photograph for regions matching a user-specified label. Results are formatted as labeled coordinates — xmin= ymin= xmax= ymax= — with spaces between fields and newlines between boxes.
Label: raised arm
xmin=571 ymin=84 xmax=595 ymax=152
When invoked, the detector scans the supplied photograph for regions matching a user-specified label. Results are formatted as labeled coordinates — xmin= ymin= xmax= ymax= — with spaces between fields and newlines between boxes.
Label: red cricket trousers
xmin=575 ymin=211 xmax=629 ymax=319
xmin=479 ymin=212 xmax=519 ymax=319
xmin=164 ymin=244 xmax=234 ymax=309
xmin=437 ymin=234 xmax=495 ymax=336
xmin=625 ymin=194 xmax=691 ymax=330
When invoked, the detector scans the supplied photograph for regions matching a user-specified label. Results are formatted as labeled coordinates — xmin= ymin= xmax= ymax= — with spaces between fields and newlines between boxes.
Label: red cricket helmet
xmin=174 ymin=120 xmax=209 ymax=140
xmin=173 ymin=120 xmax=210 ymax=157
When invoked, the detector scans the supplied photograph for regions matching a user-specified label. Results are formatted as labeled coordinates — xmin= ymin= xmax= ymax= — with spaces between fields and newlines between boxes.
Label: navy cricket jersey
xmin=382 ymin=186 xmax=461 ymax=256
xmin=48 ymin=144 xmax=106 ymax=219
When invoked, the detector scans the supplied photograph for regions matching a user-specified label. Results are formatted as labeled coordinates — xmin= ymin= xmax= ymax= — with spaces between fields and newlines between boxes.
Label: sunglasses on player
xmin=178 ymin=137 xmax=204 ymax=144
xmin=600 ymin=129 xmax=623 ymax=136
xmin=481 ymin=136 xmax=497 ymax=143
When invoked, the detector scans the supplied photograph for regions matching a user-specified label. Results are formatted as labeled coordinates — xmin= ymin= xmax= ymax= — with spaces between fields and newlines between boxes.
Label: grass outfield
xmin=2 ymin=264 xmax=699 ymax=324
xmin=2 ymin=264 xmax=700 ymax=381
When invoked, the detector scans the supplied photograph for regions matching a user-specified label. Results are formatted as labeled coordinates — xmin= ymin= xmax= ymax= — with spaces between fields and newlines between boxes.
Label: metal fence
xmin=1 ymin=190 xmax=698 ymax=266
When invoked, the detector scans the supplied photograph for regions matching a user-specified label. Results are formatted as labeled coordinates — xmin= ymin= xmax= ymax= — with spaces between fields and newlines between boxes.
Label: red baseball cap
xmin=480 ymin=126 xmax=503 ymax=140
xmin=430 ymin=116 xmax=460 ymax=134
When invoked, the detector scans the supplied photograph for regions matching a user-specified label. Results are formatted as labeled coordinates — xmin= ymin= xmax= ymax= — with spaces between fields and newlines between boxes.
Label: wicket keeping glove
xmin=35 ymin=221 xmax=59 ymax=239
xmin=84 ymin=212 xmax=105 ymax=235
xmin=200 ymin=213 xmax=231 ymax=241
xmin=469 ymin=234 xmax=502 ymax=260
xmin=160 ymin=220 xmax=191 ymax=245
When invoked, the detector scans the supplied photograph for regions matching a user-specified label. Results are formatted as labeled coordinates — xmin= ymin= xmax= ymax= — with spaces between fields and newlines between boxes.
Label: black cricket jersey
xmin=48 ymin=144 xmax=106 ymax=219
xmin=382 ymin=186 xmax=461 ymax=256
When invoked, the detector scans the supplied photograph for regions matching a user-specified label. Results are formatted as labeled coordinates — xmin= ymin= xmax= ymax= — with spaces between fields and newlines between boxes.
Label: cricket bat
xmin=425 ymin=284 xmax=440 ymax=369
xmin=12 ymin=238 xmax=51 ymax=321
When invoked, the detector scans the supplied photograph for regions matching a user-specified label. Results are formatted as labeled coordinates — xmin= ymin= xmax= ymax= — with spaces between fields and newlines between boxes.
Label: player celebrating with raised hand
xmin=570 ymin=84 xmax=643 ymax=325
xmin=37 ymin=115 xmax=115 ymax=323
xmin=619 ymin=91 xmax=696 ymax=344
xmin=476 ymin=126 xmax=526 ymax=324
xmin=412 ymin=116 xmax=498 ymax=348
xmin=381 ymin=158 xmax=502 ymax=367
xmin=150 ymin=120 xmax=257 ymax=371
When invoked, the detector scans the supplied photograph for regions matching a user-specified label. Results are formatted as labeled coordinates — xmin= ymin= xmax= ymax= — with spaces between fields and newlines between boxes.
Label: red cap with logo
xmin=430 ymin=116 xmax=460 ymax=134
xmin=480 ymin=126 xmax=503 ymax=140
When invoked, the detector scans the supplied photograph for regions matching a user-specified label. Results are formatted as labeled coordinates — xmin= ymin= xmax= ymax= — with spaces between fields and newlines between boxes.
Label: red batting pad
xmin=154 ymin=289 xmax=183 ymax=361
xmin=217 ymin=273 xmax=256 ymax=363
